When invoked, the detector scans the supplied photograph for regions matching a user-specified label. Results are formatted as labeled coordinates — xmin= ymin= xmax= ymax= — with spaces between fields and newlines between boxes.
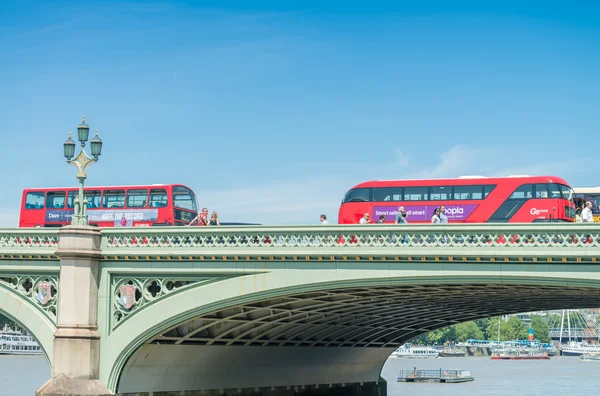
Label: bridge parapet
xmin=100 ymin=224 xmax=600 ymax=261
xmin=0 ymin=229 xmax=59 ymax=257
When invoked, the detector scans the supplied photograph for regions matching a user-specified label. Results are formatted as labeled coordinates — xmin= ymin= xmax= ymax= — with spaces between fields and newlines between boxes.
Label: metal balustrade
xmin=1 ymin=224 xmax=599 ymax=258
xmin=0 ymin=229 xmax=59 ymax=255
xmin=99 ymin=224 xmax=600 ymax=256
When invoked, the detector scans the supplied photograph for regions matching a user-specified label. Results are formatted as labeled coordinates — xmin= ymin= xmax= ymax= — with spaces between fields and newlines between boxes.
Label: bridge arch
xmin=102 ymin=265 xmax=600 ymax=393
xmin=0 ymin=285 xmax=55 ymax=362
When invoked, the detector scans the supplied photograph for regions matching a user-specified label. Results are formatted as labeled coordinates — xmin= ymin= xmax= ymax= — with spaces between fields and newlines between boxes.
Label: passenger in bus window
xmin=359 ymin=213 xmax=370 ymax=224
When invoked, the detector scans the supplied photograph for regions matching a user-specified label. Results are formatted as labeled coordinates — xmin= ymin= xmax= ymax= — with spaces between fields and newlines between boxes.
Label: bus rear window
xmin=25 ymin=192 xmax=44 ymax=209
xmin=343 ymin=188 xmax=370 ymax=203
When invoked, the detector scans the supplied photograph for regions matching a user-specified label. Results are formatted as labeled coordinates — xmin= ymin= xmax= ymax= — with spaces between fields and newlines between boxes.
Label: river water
xmin=1 ymin=354 xmax=598 ymax=395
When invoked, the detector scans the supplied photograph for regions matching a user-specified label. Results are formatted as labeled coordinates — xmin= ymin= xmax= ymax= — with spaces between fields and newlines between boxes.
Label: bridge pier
xmin=36 ymin=226 xmax=113 ymax=396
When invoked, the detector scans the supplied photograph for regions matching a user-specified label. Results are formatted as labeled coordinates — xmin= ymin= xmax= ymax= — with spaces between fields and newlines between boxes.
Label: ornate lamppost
xmin=63 ymin=116 xmax=103 ymax=226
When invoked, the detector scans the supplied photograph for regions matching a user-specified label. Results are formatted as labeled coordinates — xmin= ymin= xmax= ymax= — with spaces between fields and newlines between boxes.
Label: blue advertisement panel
xmin=45 ymin=209 xmax=159 ymax=225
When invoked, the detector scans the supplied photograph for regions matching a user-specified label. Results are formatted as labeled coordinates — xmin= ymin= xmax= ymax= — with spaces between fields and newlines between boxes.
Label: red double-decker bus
xmin=338 ymin=176 xmax=576 ymax=224
xmin=19 ymin=184 xmax=198 ymax=227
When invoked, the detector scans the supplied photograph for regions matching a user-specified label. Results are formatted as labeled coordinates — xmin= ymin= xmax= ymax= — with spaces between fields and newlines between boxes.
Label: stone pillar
xmin=36 ymin=226 xmax=113 ymax=396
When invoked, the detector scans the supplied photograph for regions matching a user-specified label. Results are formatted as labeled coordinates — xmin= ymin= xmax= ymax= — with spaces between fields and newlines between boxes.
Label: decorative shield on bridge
xmin=119 ymin=285 xmax=137 ymax=310
xmin=36 ymin=282 xmax=51 ymax=306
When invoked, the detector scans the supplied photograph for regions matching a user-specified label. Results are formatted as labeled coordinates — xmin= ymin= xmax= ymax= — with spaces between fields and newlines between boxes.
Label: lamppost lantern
xmin=90 ymin=130 xmax=103 ymax=159
xmin=63 ymin=115 xmax=104 ymax=226
xmin=63 ymin=132 xmax=76 ymax=160
xmin=77 ymin=115 xmax=90 ymax=144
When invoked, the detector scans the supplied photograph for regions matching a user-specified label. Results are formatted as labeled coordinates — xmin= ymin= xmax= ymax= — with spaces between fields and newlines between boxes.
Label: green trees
xmin=415 ymin=315 xmax=551 ymax=344
xmin=530 ymin=315 xmax=550 ymax=343
xmin=453 ymin=321 xmax=484 ymax=342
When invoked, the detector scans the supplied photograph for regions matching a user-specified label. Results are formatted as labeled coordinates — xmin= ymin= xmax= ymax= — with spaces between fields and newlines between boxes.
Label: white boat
xmin=561 ymin=342 xmax=600 ymax=357
xmin=0 ymin=330 xmax=43 ymax=355
xmin=391 ymin=344 xmax=439 ymax=359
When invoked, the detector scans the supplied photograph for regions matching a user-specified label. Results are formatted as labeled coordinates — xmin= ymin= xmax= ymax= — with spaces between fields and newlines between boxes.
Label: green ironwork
xmin=0 ymin=229 xmax=59 ymax=255
xmin=0 ymin=274 xmax=59 ymax=324
xmin=63 ymin=116 xmax=103 ymax=226
xmin=100 ymin=223 xmax=600 ymax=259
xmin=111 ymin=275 xmax=231 ymax=330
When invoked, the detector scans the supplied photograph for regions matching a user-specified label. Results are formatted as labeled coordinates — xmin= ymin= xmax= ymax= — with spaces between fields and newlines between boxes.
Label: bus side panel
xmin=508 ymin=199 xmax=569 ymax=222
xmin=19 ymin=192 xmax=47 ymax=227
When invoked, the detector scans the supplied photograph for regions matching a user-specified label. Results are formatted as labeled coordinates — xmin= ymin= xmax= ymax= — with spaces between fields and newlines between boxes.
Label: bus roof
xmin=22 ymin=184 xmax=192 ymax=192
xmin=350 ymin=175 xmax=570 ymax=190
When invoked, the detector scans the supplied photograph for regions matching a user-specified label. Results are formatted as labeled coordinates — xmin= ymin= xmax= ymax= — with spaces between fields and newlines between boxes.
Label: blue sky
xmin=0 ymin=1 xmax=598 ymax=225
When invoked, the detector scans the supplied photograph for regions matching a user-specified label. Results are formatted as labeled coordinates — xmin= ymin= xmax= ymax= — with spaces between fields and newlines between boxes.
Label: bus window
xmin=127 ymin=189 xmax=148 ymax=208
xmin=372 ymin=187 xmax=402 ymax=202
xmin=484 ymin=185 xmax=496 ymax=197
xmin=172 ymin=186 xmax=197 ymax=211
xmin=404 ymin=187 xmax=428 ymax=201
xmin=534 ymin=184 xmax=548 ymax=198
xmin=547 ymin=184 xmax=562 ymax=199
xmin=46 ymin=192 xmax=66 ymax=209
xmin=70 ymin=191 xmax=102 ymax=208
xmin=559 ymin=185 xmax=573 ymax=201
xmin=103 ymin=190 xmax=125 ymax=208
xmin=149 ymin=189 xmax=168 ymax=207
xmin=429 ymin=186 xmax=451 ymax=200
xmin=510 ymin=184 xmax=533 ymax=199
xmin=342 ymin=188 xmax=370 ymax=203
xmin=454 ymin=185 xmax=483 ymax=200
xmin=26 ymin=192 xmax=45 ymax=209
xmin=67 ymin=192 xmax=77 ymax=208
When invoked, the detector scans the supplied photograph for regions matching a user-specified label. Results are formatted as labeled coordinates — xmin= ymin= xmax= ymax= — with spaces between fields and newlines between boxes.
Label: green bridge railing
xmin=1 ymin=224 xmax=599 ymax=258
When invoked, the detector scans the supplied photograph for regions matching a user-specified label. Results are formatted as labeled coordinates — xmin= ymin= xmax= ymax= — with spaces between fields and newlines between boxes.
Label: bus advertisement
xmin=338 ymin=175 xmax=576 ymax=224
xmin=573 ymin=187 xmax=600 ymax=222
xmin=19 ymin=184 xmax=198 ymax=227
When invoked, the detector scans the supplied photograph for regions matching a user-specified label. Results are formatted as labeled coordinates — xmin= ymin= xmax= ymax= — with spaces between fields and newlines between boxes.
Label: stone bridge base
xmin=36 ymin=374 xmax=113 ymax=396
xmin=118 ymin=379 xmax=386 ymax=396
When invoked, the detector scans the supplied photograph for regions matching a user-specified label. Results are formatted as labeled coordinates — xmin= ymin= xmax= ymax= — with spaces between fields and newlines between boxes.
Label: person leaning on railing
xmin=187 ymin=207 xmax=209 ymax=226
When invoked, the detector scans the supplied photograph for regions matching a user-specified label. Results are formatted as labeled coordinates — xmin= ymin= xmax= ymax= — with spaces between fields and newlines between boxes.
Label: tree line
xmin=413 ymin=315 xmax=552 ymax=345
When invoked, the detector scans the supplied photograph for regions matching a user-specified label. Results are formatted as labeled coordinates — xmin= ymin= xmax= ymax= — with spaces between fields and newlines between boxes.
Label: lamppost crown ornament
xmin=77 ymin=115 xmax=90 ymax=144
xmin=64 ymin=116 xmax=103 ymax=226
xmin=63 ymin=132 xmax=76 ymax=160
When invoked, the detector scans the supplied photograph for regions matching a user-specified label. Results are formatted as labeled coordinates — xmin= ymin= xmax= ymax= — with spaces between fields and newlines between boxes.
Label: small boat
xmin=398 ymin=368 xmax=474 ymax=383
xmin=580 ymin=353 xmax=600 ymax=361
xmin=392 ymin=344 xmax=439 ymax=359
xmin=0 ymin=329 xmax=43 ymax=355
xmin=438 ymin=347 xmax=466 ymax=358
xmin=491 ymin=349 xmax=549 ymax=360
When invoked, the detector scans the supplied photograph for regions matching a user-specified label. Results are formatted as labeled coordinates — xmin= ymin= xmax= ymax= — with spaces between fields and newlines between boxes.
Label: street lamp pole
xmin=63 ymin=116 xmax=103 ymax=226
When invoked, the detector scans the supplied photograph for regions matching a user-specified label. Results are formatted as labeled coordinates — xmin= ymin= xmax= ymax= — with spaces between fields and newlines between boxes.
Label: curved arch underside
xmin=118 ymin=283 xmax=600 ymax=393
